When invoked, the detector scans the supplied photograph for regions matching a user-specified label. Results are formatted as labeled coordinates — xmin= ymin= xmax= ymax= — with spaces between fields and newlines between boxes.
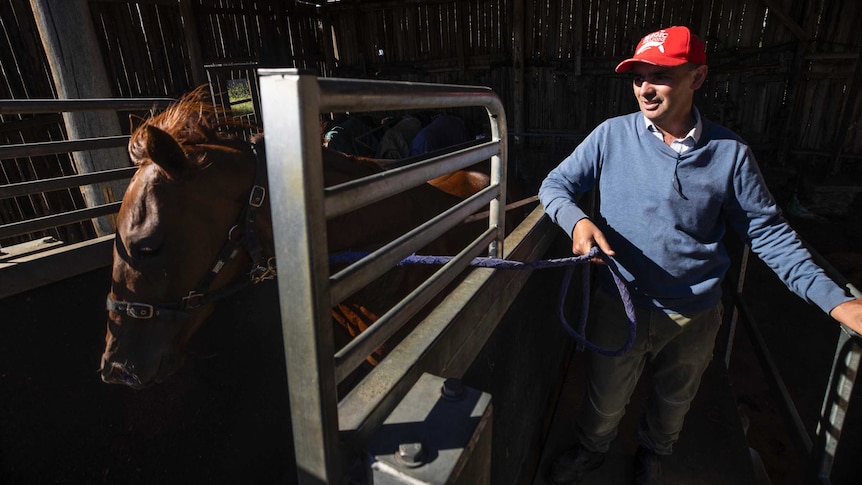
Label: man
xmin=539 ymin=26 xmax=862 ymax=485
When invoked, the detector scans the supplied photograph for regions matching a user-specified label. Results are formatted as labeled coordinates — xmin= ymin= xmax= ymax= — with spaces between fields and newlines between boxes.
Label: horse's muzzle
xmin=100 ymin=359 xmax=146 ymax=388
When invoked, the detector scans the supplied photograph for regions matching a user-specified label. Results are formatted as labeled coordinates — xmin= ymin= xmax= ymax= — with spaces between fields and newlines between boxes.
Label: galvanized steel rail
xmin=258 ymin=69 xmax=513 ymax=484
xmin=729 ymin=244 xmax=862 ymax=484
xmin=0 ymin=96 xmax=172 ymax=298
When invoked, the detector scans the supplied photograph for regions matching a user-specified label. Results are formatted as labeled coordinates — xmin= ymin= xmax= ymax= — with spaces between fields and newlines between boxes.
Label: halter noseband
xmin=106 ymin=140 xmax=275 ymax=322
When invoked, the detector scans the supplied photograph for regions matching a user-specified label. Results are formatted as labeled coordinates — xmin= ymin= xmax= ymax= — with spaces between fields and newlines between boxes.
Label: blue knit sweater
xmin=539 ymin=112 xmax=851 ymax=314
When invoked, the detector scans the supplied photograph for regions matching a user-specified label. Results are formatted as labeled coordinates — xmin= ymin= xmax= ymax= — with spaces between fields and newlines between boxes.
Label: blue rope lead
xmin=555 ymin=249 xmax=637 ymax=356
xmin=329 ymin=247 xmax=637 ymax=356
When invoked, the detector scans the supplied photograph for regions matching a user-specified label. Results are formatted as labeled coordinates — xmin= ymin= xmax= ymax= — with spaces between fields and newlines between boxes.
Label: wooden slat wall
xmin=324 ymin=0 xmax=862 ymax=179
xmin=89 ymin=0 xmax=195 ymax=97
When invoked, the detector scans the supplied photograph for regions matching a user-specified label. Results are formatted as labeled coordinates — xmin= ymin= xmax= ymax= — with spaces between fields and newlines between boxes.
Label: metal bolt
xmin=441 ymin=378 xmax=467 ymax=401
xmin=396 ymin=442 xmax=425 ymax=467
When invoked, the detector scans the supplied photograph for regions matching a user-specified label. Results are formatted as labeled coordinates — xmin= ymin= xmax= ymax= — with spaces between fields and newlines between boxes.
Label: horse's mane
xmin=129 ymin=85 xmax=255 ymax=167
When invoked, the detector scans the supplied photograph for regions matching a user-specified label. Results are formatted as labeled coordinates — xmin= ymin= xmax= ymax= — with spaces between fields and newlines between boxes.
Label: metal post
xmin=725 ymin=244 xmax=751 ymax=367
xmin=488 ymin=108 xmax=507 ymax=259
xmin=29 ymin=0 xmax=130 ymax=236
xmin=814 ymin=277 xmax=862 ymax=482
xmin=258 ymin=69 xmax=342 ymax=484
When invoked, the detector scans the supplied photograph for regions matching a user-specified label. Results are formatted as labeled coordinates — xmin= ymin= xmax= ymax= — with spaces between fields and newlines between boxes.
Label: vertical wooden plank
xmin=625 ymin=0 xmax=640 ymax=52
xmin=456 ymin=0 xmax=468 ymax=80
xmin=512 ymin=0 xmax=525 ymax=144
xmin=829 ymin=34 xmax=862 ymax=174
xmin=89 ymin=3 xmax=127 ymax=95
xmin=544 ymin=0 xmax=560 ymax=59
xmin=180 ymin=0 xmax=206 ymax=85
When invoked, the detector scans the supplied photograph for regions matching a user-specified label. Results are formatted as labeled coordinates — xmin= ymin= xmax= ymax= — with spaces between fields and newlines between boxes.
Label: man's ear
xmin=692 ymin=65 xmax=708 ymax=89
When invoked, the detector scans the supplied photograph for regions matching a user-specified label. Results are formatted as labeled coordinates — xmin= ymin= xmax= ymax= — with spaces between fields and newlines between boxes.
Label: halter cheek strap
xmin=106 ymin=140 xmax=275 ymax=322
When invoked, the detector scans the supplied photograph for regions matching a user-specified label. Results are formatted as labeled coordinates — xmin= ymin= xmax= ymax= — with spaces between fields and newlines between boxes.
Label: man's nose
xmin=637 ymin=81 xmax=655 ymax=96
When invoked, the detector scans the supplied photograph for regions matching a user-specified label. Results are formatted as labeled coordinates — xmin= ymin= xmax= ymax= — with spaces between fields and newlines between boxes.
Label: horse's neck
xmin=321 ymin=148 xmax=385 ymax=186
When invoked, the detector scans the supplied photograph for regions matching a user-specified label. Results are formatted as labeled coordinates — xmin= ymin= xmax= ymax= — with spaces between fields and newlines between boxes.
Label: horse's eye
xmin=130 ymin=236 xmax=163 ymax=261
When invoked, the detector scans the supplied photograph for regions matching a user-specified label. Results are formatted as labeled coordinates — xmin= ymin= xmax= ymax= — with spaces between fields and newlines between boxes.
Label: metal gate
xmin=258 ymin=69 xmax=538 ymax=484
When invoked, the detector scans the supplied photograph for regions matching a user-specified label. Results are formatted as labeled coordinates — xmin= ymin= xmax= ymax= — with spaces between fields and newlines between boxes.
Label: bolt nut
xmin=396 ymin=442 xmax=425 ymax=468
xmin=441 ymin=378 xmax=467 ymax=401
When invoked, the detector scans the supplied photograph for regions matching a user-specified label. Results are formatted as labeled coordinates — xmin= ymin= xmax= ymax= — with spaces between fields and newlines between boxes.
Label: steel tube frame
xmin=814 ymin=283 xmax=862 ymax=483
xmin=731 ymin=244 xmax=862 ymax=484
xmin=334 ymin=227 xmax=498 ymax=383
xmin=324 ymin=140 xmax=500 ymax=219
xmin=338 ymin=206 xmax=556 ymax=451
xmin=0 ymin=166 xmax=137 ymax=200
xmin=0 ymin=135 xmax=130 ymax=159
xmin=0 ymin=202 xmax=122 ymax=240
xmin=0 ymin=95 xmax=173 ymax=297
xmin=329 ymin=185 xmax=498 ymax=306
xmin=257 ymin=69 xmax=508 ymax=484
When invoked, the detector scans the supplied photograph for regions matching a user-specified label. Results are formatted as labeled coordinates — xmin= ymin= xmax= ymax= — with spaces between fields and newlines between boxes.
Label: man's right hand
xmin=572 ymin=218 xmax=615 ymax=263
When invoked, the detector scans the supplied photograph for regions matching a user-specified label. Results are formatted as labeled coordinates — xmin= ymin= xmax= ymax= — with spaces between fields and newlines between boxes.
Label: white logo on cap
xmin=636 ymin=30 xmax=669 ymax=55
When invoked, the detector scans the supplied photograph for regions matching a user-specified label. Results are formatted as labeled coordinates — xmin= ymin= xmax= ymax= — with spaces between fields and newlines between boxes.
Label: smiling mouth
xmin=642 ymin=99 xmax=660 ymax=110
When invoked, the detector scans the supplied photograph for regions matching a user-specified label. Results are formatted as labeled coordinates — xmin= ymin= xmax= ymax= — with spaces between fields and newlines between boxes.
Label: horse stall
xmin=3 ymin=0 xmax=862 ymax=484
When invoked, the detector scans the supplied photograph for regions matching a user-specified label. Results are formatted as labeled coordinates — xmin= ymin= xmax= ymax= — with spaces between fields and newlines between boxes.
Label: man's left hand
xmin=830 ymin=299 xmax=862 ymax=336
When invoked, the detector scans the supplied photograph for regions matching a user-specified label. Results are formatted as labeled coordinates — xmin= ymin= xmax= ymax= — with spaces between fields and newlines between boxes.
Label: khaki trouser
xmin=575 ymin=288 xmax=724 ymax=455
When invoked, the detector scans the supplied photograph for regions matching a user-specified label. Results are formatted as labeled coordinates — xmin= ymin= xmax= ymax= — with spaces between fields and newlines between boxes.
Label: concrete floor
xmin=532 ymin=343 xmax=758 ymax=485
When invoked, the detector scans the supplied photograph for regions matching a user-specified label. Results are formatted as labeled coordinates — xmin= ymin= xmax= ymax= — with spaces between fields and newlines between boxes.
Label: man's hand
xmin=572 ymin=218 xmax=615 ymax=263
xmin=830 ymin=299 xmax=862 ymax=336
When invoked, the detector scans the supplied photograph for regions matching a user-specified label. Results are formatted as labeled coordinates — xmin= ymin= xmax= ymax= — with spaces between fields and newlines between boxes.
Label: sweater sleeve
xmin=538 ymin=128 xmax=602 ymax=238
xmin=724 ymin=146 xmax=852 ymax=314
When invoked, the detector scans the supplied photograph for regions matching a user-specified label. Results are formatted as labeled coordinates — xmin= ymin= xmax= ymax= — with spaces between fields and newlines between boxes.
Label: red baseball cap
xmin=615 ymin=26 xmax=706 ymax=73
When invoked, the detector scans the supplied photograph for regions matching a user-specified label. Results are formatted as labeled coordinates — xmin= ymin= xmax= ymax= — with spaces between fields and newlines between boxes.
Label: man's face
xmin=629 ymin=63 xmax=707 ymax=128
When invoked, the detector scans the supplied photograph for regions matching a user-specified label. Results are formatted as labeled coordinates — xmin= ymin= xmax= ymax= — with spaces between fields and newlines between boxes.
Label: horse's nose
xmin=100 ymin=359 xmax=145 ymax=388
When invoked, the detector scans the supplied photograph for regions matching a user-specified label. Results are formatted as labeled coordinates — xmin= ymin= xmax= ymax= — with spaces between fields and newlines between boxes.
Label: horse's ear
xmin=141 ymin=125 xmax=189 ymax=176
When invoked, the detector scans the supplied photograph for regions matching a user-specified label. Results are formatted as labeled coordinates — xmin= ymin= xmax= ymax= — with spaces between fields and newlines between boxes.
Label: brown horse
xmin=101 ymin=87 xmax=478 ymax=389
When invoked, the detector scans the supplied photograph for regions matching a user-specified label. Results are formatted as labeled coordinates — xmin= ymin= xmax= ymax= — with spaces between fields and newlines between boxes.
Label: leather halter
xmin=106 ymin=140 xmax=275 ymax=322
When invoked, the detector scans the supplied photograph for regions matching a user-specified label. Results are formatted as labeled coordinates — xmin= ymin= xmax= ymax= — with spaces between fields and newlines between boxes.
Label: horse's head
xmin=101 ymin=90 xmax=271 ymax=388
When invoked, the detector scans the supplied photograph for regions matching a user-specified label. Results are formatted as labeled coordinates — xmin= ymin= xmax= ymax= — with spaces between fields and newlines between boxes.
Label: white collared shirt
xmin=645 ymin=107 xmax=702 ymax=154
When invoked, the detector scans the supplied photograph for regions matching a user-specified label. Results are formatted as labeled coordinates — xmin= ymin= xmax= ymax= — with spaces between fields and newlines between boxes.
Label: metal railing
xmin=0 ymin=96 xmax=173 ymax=298
xmin=257 ymin=69 xmax=524 ymax=484
xmin=727 ymin=243 xmax=862 ymax=484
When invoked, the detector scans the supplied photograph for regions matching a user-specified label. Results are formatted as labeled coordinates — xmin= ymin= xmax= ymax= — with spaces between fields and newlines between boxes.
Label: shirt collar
xmin=644 ymin=107 xmax=702 ymax=144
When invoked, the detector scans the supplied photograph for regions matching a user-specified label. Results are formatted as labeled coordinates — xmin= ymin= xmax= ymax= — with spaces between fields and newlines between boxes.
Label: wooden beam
xmin=28 ymin=0 xmax=130 ymax=236
xmin=759 ymin=0 xmax=810 ymax=43
xmin=179 ymin=0 xmax=206 ymax=85
xmin=0 ymin=235 xmax=113 ymax=300
xmin=830 ymin=33 xmax=862 ymax=174
xmin=512 ymin=0 xmax=525 ymax=136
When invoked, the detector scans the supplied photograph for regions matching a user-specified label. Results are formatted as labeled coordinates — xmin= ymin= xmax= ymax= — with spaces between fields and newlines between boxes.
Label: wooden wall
xmin=324 ymin=0 xmax=862 ymax=179
xmin=2 ymin=0 xmax=862 ymax=248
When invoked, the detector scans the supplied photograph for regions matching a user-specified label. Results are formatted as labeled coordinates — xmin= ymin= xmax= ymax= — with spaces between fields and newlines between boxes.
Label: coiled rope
xmin=330 ymin=246 xmax=637 ymax=356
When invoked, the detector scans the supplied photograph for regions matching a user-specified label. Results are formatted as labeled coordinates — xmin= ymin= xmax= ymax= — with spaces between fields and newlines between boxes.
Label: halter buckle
xmin=182 ymin=291 xmax=204 ymax=309
xmin=250 ymin=257 xmax=277 ymax=284
xmin=126 ymin=303 xmax=155 ymax=319
xmin=248 ymin=185 xmax=266 ymax=208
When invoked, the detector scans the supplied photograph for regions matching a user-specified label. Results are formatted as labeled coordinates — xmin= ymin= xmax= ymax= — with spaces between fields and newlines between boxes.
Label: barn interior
xmin=2 ymin=1 xmax=862 ymax=484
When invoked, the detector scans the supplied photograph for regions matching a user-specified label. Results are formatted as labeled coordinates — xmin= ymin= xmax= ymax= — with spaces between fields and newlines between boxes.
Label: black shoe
xmin=547 ymin=445 xmax=606 ymax=485
xmin=633 ymin=446 xmax=663 ymax=485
